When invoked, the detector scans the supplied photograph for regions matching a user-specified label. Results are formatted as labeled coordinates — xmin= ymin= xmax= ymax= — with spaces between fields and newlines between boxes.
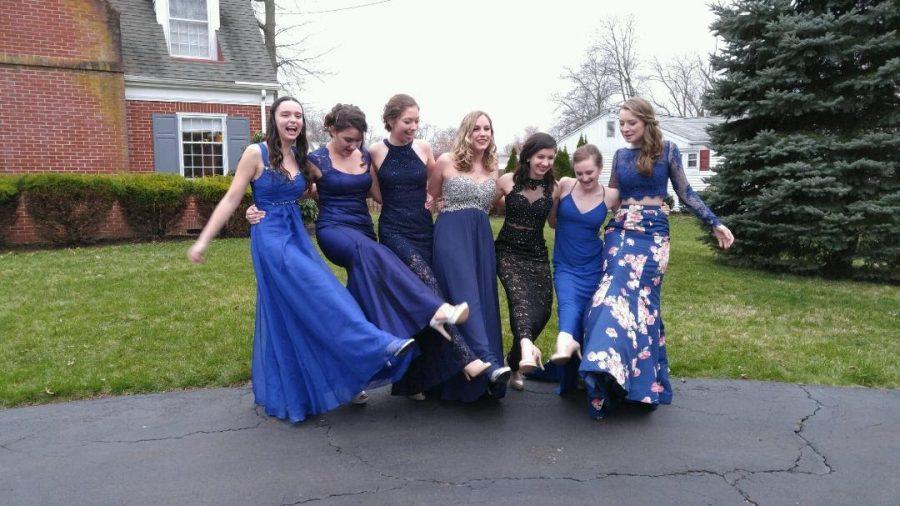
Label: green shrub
xmin=112 ymin=174 xmax=189 ymax=239
xmin=299 ymin=198 xmax=318 ymax=224
xmin=0 ymin=175 xmax=21 ymax=246
xmin=21 ymin=174 xmax=119 ymax=245
xmin=188 ymin=176 xmax=252 ymax=237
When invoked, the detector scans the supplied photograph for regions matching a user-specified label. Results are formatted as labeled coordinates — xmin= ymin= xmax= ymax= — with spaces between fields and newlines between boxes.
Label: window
xmin=606 ymin=120 xmax=615 ymax=138
xmin=686 ymin=153 xmax=698 ymax=169
xmin=180 ymin=115 xmax=226 ymax=178
xmin=169 ymin=0 xmax=211 ymax=58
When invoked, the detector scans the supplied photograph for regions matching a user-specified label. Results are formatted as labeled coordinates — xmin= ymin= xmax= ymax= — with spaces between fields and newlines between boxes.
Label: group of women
xmin=188 ymin=93 xmax=734 ymax=423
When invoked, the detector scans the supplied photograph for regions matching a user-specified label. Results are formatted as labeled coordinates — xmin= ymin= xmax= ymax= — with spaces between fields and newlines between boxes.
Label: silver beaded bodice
xmin=441 ymin=176 xmax=496 ymax=213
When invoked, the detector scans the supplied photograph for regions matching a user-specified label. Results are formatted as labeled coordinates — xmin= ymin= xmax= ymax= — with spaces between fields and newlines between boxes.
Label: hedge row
xmin=0 ymin=173 xmax=318 ymax=246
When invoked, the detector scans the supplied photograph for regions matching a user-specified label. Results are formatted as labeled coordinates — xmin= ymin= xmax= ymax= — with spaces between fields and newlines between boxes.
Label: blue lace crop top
xmin=610 ymin=141 xmax=721 ymax=228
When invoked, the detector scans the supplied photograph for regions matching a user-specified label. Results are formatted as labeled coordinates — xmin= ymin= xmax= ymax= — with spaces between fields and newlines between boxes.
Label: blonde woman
xmin=429 ymin=111 xmax=513 ymax=401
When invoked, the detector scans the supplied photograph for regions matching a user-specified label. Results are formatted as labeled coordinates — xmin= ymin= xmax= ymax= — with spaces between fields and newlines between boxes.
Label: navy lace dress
xmin=377 ymin=140 xmax=478 ymax=395
xmin=248 ymin=143 xmax=412 ymax=423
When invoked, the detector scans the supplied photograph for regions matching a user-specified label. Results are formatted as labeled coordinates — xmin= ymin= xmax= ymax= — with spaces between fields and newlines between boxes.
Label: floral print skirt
xmin=579 ymin=205 xmax=673 ymax=405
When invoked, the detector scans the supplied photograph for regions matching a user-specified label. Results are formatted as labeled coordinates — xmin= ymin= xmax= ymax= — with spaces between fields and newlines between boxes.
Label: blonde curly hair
xmin=450 ymin=111 xmax=497 ymax=173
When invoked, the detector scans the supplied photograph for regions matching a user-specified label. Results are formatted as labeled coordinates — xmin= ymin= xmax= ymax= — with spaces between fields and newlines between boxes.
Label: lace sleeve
xmin=608 ymin=150 xmax=620 ymax=189
xmin=667 ymin=142 xmax=721 ymax=228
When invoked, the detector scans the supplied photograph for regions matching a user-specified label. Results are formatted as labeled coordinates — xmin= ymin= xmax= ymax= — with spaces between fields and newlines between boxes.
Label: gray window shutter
xmin=152 ymin=114 xmax=179 ymax=173
xmin=226 ymin=116 xmax=251 ymax=172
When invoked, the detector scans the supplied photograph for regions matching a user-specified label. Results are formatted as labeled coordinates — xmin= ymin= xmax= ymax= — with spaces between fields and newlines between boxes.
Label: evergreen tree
xmin=554 ymin=147 xmax=574 ymax=179
xmin=576 ymin=133 xmax=588 ymax=148
xmin=505 ymin=147 xmax=518 ymax=173
xmin=704 ymin=0 xmax=899 ymax=280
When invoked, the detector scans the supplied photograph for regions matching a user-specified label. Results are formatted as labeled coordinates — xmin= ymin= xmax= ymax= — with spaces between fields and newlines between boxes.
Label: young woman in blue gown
xmin=187 ymin=96 xmax=416 ymax=423
xmin=579 ymin=97 xmax=734 ymax=419
xmin=429 ymin=111 xmax=513 ymax=402
xmin=544 ymin=144 xmax=619 ymax=395
xmin=367 ymin=95 xmax=491 ymax=399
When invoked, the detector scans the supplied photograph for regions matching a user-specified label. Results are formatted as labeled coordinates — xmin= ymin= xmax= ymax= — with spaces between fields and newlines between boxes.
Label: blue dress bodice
xmin=251 ymin=143 xmax=306 ymax=209
xmin=553 ymin=193 xmax=608 ymax=273
xmin=309 ymin=146 xmax=375 ymax=235
xmin=377 ymin=140 xmax=433 ymax=237
xmin=610 ymin=141 xmax=721 ymax=228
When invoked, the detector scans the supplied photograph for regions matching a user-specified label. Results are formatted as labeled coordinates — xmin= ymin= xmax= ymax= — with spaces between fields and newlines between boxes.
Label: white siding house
xmin=556 ymin=113 xmax=723 ymax=208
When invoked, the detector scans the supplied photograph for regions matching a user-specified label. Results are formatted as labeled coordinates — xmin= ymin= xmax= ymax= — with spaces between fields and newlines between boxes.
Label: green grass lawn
xmin=1 ymin=215 xmax=898 ymax=407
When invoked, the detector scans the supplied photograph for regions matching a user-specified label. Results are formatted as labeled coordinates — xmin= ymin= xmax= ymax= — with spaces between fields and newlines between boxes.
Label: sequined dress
xmin=495 ymin=178 xmax=554 ymax=371
xmin=432 ymin=175 xmax=506 ymax=402
xmin=376 ymin=140 xmax=478 ymax=396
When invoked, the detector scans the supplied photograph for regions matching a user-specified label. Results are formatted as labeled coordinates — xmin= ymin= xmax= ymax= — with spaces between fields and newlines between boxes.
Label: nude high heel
xmin=463 ymin=359 xmax=492 ymax=380
xmin=429 ymin=302 xmax=470 ymax=341
xmin=517 ymin=338 xmax=544 ymax=374
xmin=550 ymin=332 xmax=582 ymax=365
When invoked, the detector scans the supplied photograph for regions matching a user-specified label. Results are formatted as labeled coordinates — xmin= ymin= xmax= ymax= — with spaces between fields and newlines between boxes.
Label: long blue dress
xmin=580 ymin=141 xmax=721 ymax=409
xmin=432 ymin=176 xmax=506 ymax=402
xmin=249 ymin=143 xmax=412 ymax=423
xmin=309 ymin=145 xmax=444 ymax=342
xmin=377 ymin=140 xmax=478 ymax=396
xmin=549 ymin=192 xmax=608 ymax=394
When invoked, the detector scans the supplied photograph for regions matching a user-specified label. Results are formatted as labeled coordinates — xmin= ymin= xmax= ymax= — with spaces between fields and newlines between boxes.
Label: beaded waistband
xmin=258 ymin=200 xmax=298 ymax=207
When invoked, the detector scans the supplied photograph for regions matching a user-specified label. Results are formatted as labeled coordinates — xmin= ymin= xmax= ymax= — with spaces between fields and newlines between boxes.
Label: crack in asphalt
xmin=308 ymin=386 xmax=838 ymax=505
xmin=87 ymin=420 xmax=264 ymax=444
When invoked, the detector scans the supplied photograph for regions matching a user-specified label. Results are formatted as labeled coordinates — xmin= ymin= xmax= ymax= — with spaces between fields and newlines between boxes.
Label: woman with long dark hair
xmin=580 ymin=97 xmax=734 ymax=419
xmin=494 ymin=132 xmax=560 ymax=391
xmin=187 ymin=96 xmax=416 ymax=422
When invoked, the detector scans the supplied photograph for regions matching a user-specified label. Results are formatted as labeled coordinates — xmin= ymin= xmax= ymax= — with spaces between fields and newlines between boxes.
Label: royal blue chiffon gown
xmin=542 ymin=192 xmax=608 ymax=394
xmin=377 ymin=140 xmax=478 ymax=396
xmin=249 ymin=143 xmax=412 ymax=423
xmin=432 ymin=176 xmax=506 ymax=402
xmin=309 ymin=146 xmax=445 ymax=342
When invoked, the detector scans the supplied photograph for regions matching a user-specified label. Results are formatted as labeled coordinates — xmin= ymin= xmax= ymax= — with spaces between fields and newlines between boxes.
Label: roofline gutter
xmin=125 ymin=75 xmax=280 ymax=92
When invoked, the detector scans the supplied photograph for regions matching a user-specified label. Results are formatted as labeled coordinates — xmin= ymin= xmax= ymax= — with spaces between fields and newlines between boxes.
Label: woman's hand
xmin=246 ymin=205 xmax=266 ymax=225
xmin=187 ymin=242 xmax=207 ymax=263
xmin=713 ymin=224 xmax=734 ymax=249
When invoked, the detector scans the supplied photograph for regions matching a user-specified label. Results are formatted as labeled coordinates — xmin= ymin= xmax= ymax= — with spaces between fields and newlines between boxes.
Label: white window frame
xmin=177 ymin=113 xmax=229 ymax=177
xmin=686 ymin=152 xmax=698 ymax=169
xmin=154 ymin=0 xmax=219 ymax=60
xmin=606 ymin=120 xmax=615 ymax=138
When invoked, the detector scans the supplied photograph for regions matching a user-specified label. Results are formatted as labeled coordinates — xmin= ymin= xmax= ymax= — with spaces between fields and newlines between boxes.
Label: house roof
xmin=659 ymin=116 xmax=723 ymax=144
xmin=108 ymin=0 xmax=277 ymax=86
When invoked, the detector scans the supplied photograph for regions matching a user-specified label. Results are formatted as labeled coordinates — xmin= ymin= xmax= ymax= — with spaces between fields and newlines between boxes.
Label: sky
xmin=281 ymin=0 xmax=721 ymax=147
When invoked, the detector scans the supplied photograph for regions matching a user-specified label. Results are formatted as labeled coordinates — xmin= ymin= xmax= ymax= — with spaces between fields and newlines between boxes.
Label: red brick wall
xmin=0 ymin=0 xmax=127 ymax=174
xmin=0 ymin=0 xmax=121 ymax=64
xmin=126 ymin=101 xmax=266 ymax=173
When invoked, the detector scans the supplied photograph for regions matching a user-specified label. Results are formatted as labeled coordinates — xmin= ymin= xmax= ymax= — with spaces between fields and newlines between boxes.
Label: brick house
xmin=0 ymin=0 xmax=278 ymax=176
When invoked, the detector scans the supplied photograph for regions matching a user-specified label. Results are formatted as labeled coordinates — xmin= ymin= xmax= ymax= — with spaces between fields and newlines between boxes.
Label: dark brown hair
xmin=514 ymin=132 xmax=557 ymax=188
xmin=382 ymin=94 xmax=418 ymax=131
xmin=323 ymin=103 xmax=367 ymax=136
xmin=265 ymin=96 xmax=309 ymax=182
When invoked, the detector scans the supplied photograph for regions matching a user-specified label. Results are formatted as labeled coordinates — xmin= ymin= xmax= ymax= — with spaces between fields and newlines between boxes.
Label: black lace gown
xmin=495 ymin=178 xmax=554 ymax=372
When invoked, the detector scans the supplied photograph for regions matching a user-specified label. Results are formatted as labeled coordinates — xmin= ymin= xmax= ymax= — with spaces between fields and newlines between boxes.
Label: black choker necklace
xmin=525 ymin=177 xmax=545 ymax=190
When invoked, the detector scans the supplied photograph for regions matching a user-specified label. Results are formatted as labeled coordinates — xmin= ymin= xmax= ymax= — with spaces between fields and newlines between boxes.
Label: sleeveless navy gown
xmin=377 ymin=140 xmax=478 ymax=396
